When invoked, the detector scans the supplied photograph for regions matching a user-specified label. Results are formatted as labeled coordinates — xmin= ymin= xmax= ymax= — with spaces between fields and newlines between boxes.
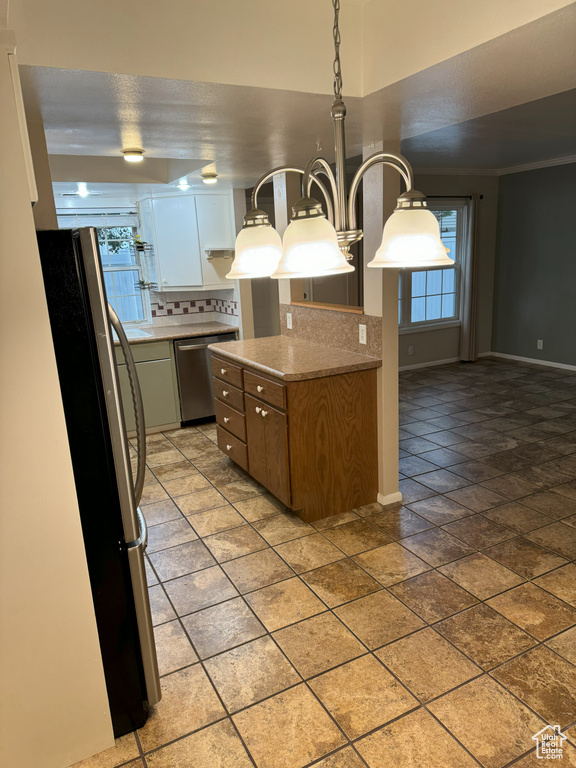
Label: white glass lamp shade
xmin=368 ymin=204 xmax=454 ymax=269
xmin=271 ymin=201 xmax=353 ymax=279
xmin=226 ymin=222 xmax=282 ymax=279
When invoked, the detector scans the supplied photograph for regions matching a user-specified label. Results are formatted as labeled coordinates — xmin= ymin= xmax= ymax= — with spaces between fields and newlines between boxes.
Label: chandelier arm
xmin=347 ymin=152 xmax=415 ymax=230
xmin=302 ymin=156 xmax=341 ymax=230
xmin=250 ymin=166 xmax=334 ymax=225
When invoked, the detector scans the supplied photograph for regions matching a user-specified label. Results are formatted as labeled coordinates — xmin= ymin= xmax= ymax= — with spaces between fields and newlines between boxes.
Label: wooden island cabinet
xmin=208 ymin=336 xmax=381 ymax=523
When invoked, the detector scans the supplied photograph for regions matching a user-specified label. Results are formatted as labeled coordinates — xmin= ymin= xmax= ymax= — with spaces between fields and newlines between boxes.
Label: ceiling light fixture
xmin=227 ymin=0 xmax=452 ymax=280
xmin=176 ymin=179 xmax=191 ymax=191
xmin=77 ymin=182 xmax=90 ymax=198
xmin=123 ymin=149 xmax=144 ymax=163
xmin=202 ymin=171 xmax=218 ymax=185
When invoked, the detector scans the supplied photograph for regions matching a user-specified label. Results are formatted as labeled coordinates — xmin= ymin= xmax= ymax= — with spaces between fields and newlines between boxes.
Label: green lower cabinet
xmin=117 ymin=358 xmax=179 ymax=432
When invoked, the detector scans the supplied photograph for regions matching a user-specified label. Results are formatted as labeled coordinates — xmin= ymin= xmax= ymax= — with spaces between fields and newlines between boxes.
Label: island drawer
xmin=215 ymin=400 xmax=246 ymax=442
xmin=244 ymin=370 xmax=286 ymax=410
xmin=217 ymin=426 xmax=248 ymax=471
xmin=213 ymin=377 xmax=244 ymax=412
xmin=211 ymin=356 xmax=243 ymax=388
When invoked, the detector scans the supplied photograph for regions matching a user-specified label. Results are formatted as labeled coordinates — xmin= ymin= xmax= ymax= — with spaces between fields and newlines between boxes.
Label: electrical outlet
xmin=408 ymin=345 xmax=415 ymax=356
xmin=359 ymin=324 xmax=367 ymax=345
xmin=286 ymin=313 xmax=293 ymax=330
xmin=537 ymin=339 xmax=543 ymax=350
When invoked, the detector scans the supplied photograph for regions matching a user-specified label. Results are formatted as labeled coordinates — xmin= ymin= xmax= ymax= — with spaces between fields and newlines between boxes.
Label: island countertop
xmin=113 ymin=321 xmax=238 ymax=345
xmin=208 ymin=335 xmax=381 ymax=381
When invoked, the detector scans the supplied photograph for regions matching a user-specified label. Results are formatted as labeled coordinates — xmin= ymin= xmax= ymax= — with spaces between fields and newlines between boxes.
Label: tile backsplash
xmin=150 ymin=290 xmax=239 ymax=327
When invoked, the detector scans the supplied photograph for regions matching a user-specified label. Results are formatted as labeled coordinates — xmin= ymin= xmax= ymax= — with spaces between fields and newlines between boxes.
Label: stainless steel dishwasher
xmin=174 ymin=333 xmax=237 ymax=423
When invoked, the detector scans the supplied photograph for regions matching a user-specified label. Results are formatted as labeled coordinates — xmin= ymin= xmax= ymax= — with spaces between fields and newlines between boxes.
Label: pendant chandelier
xmin=226 ymin=0 xmax=453 ymax=281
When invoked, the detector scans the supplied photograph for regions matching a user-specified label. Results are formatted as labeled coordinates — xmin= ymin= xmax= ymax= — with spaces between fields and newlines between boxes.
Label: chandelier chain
xmin=332 ymin=0 xmax=342 ymax=99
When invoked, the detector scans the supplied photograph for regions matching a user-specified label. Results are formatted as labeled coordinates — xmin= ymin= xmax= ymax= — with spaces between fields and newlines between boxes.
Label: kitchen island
xmin=209 ymin=335 xmax=381 ymax=522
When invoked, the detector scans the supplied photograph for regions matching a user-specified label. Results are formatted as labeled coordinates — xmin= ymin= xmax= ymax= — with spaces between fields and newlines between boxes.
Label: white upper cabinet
xmin=138 ymin=191 xmax=235 ymax=290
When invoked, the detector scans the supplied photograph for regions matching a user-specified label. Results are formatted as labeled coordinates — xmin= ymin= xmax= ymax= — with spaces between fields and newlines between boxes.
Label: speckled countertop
xmin=208 ymin=335 xmax=381 ymax=381
xmin=113 ymin=322 xmax=238 ymax=346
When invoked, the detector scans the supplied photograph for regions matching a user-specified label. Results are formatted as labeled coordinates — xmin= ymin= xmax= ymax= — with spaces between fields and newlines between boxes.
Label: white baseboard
xmin=377 ymin=491 xmax=403 ymax=507
xmin=485 ymin=351 xmax=576 ymax=372
xmin=399 ymin=356 xmax=461 ymax=372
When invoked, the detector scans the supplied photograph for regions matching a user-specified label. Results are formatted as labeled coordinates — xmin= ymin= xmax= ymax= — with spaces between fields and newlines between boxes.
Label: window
xmin=97 ymin=227 xmax=150 ymax=324
xmin=399 ymin=201 xmax=467 ymax=329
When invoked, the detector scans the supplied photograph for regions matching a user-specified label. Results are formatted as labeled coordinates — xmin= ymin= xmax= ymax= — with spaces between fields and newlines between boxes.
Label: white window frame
xmin=399 ymin=199 xmax=469 ymax=333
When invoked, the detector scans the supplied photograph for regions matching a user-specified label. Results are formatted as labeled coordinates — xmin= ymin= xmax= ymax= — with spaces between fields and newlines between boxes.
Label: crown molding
xmin=414 ymin=154 xmax=576 ymax=178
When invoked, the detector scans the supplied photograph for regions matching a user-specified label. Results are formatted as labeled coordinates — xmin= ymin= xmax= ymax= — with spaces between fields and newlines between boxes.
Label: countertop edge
xmin=113 ymin=322 xmax=238 ymax=346
xmin=208 ymin=343 xmax=382 ymax=381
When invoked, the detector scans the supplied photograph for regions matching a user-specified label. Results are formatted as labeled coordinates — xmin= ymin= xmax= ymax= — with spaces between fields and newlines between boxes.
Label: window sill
xmin=399 ymin=321 xmax=461 ymax=336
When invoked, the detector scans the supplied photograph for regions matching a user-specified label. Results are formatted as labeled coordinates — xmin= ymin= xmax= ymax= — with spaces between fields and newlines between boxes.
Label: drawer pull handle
xmin=222 ymin=390 xmax=229 ymax=397
xmin=255 ymin=406 xmax=261 ymax=414
xmin=257 ymin=385 xmax=264 ymax=392
xmin=261 ymin=410 xmax=268 ymax=418
xmin=226 ymin=444 xmax=232 ymax=451
xmin=221 ymin=368 xmax=227 ymax=375
xmin=223 ymin=417 xmax=230 ymax=424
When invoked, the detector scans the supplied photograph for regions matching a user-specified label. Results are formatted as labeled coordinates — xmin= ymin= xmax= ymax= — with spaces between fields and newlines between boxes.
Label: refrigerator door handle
xmin=127 ymin=508 xmax=149 ymax=551
xmin=107 ymin=304 xmax=147 ymax=507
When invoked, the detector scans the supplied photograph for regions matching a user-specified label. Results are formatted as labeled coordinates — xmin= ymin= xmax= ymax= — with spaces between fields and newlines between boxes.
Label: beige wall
xmin=0 ymin=35 xmax=113 ymax=768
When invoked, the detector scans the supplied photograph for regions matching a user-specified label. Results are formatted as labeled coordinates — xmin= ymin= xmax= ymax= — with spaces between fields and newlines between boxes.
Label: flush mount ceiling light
xmin=123 ymin=149 xmax=144 ymax=163
xmin=202 ymin=171 xmax=218 ymax=185
xmin=227 ymin=0 xmax=452 ymax=281
xmin=176 ymin=178 xmax=191 ymax=191
xmin=77 ymin=182 xmax=89 ymax=198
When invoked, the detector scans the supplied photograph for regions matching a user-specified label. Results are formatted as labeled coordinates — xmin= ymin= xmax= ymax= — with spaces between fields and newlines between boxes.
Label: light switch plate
xmin=287 ymin=312 xmax=293 ymax=330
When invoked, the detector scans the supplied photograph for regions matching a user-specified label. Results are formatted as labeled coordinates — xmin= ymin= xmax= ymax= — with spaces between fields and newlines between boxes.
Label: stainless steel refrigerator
xmin=37 ymin=228 xmax=161 ymax=736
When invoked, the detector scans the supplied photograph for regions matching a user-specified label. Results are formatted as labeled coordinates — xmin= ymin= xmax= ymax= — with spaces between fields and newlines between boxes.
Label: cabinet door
xmin=195 ymin=194 xmax=235 ymax=287
xmin=245 ymin=394 xmax=290 ymax=506
xmin=117 ymin=359 xmax=179 ymax=432
xmin=151 ymin=196 xmax=202 ymax=288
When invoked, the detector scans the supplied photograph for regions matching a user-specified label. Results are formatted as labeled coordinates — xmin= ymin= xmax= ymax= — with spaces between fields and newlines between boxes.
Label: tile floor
xmin=74 ymin=357 xmax=576 ymax=768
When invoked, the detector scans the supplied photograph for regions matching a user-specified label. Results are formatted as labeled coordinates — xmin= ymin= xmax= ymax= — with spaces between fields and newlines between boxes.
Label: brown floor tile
xmin=428 ymin=676 xmax=544 ymax=768
xmin=398 ymin=478 xmax=437 ymax=502
xmin=138 ymin=665 xmax=225 ymax=751
xmin=274 ymin=533 xmax=343 ymax=573
xmin=273 ymin=612 xmax=365 ymax=678
xmin=176 ymin=488 xmax=229 ymax=515
xmin=442 ymin=514 xmax=514 ymax=548
xmin=70 ymin=733 xmax=139 ymax=768
xmin=253 ymin=512 xmax=314 ymax=545
xmin=148 ymin=585 xmax=176 ymax=626
xmin=376 ymin=627 xmax=480 ymax=702
xmin=335 ymin=590 xmax=425 ymax=649
xmin=312 ymin=747 xmax=366 ymax=768
xmin=484 ymin=536 xmax=568 ymax=579
xmin=140 ymin=482 xmax=170 ymax=505
xmin=439 ymin=553 xmax=524 ymax=600
xmin=493 ymin=646 xmax=576 ymax=727
xmin=488 ymin=583 xmax=576 ymax=640
xmin=565 ymin=513 xmax=576 ymax=528
xmin=406 ymin=495 xmax=472 ymax=525
xmin=526 ymin=522 xmax=576 ymax=559
xmin=149 ymin=539 xmax=215 ymax=582
xmin=313 ymin=510 xmax=360 ymax=529
xmin=145 ymin=558 xmax=158 ymax=586
xmin=356 ymin=707 xmax=479 ymax=768
xmin=162 ymin=473 xmax=210 ymax=498
xmin=145 ymin=719 xmax=253 ymax=768
xmin=389 ymin=570 xmax=478 ymax=623
xmin=181 ymin=597 xmax=265 ymax=659
xmin=522 ymin=490 xmax=576 ymax=519
xmin=445 ymin=485 xmax=508 ymax=512
xmin=153 ymin=619 xmax=198 ymax=676
xmin=146 ymin=518 xmax=197 ymax=554
xmin=353 ymin=542 xmax=431 ymax=587
xmin=163 ymin=565 xmax=238 ymax=616
xmin=151 ymin=460 xmax=197 ymax=482
xmin=547 ymin=626 xmax=576 ymax=665
xmin=449 ymin=460 xmax=505 ymax=483
xmin=201 ymin=461 xmax=247 ymax=486
xmin=512 ymin=744 xmax=576 ymax=767
xmin=302 ymin=559 xmax=381 ymax=607
xmin=310 ymin=655 xmax=417 ymax=739
xmin=553 ymin=480 xmax=576 ymax=500
xmin=217 ymin=478 xmax=264 ymax=504
xmin=365 ymin=506 xmax=433 ymax=539
xmin=401 ymin=527 xmax=475 ymax=566
xmin=480 ymin=473 xmax=542 ymax=500
xmin=482 ymin=502 xmax=550 ymax=533
xmin=534 ymin=563 xmax=576 ymax=605
xmin=203 ymin=525 xmax=268 ymax=562
xmin=245 ymin=577 xmax=325 ymax=631
xmin=146 ymin=448 xmax=185 ymax=467
xmin=321 ymin=518 xmax=391 ymax=555
xmin=513 ymin=464 xmax=573 ymax=490
xmin=204 ymin=635 xmax=300 ymax=712
xmin=232 ymin=684 xmax=346 ymax=768
xmin=233 ymin=493 xmax=288 ymax=522
xmin=413 ymin=468 xmax=472 ymax=493
xmin=141 ymin=498 xmax=183 ymax=527
xmin=222 ymin=548 xmax=293 ymax=594
xmin=186 ymin=506 xmax=245 ymax=537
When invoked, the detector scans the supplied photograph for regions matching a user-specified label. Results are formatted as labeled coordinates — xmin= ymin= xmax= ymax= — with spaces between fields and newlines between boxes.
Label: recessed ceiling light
xmin=77 ymin=182 xmax=89 ymax=197
xmin=202 ymin=171 xmax=218 ymax=185
xmin=176 ymin=179 xmax=190 ymax=190
xmin=123 ymin=149 xmax=144 ymax=163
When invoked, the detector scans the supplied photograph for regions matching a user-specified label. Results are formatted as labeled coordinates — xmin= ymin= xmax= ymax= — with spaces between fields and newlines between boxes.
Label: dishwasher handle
xmin=177 ymin=343 xmax=209 ymax=352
